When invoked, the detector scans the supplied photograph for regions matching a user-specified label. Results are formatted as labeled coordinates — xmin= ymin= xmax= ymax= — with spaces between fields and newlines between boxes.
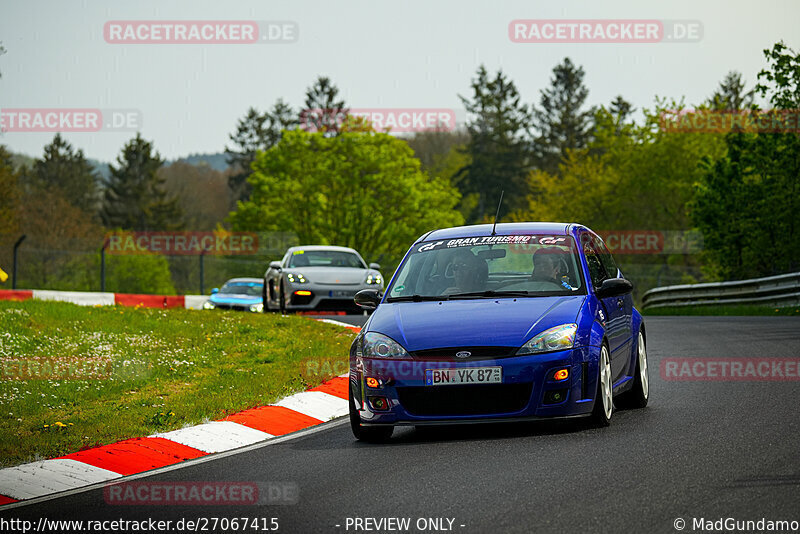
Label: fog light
xmin=295 ymin=290 xmax=312 ymax=296
xmin=369 ymin=396 xmax=390 ymax=411
xmin=366 ymin=377 xmax=379 ymax=388
xmin=544 ymin=389 xmax=568 ymax=404
xmin=553 ymin=368 xmax=569 ymax=381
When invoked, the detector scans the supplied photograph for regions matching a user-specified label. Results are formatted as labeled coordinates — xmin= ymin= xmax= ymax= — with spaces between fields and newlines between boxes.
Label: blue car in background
xmin=203 ymin=278 xmax=264 ymax=312
xmin=348 ymin=223 xmax=649 ymax=441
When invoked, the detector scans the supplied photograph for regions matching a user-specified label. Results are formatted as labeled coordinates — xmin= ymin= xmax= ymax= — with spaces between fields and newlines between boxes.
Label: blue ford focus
xmin=348 ymin=223 xmax=649 ymax=441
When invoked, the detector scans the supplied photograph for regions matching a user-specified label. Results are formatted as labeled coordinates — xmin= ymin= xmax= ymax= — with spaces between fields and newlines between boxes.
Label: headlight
xmin=517 ymin=324 xmax=578 ymax=355
xmin=360 ymin=332 xmax=410 ymax=359
xmin=365 ymin=273 xmax=383 ymax=285
xmin=203 ymin=301 xmax=215 ymax=310
xmin=249 ymin=303 xmax=263 ymax=313
xmin=287 ymin=273 xmax=308 ymax=284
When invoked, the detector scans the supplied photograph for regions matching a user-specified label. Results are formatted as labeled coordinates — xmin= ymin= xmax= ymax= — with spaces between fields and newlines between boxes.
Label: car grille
xmin=215 ymin=304 xmax=247 ymax=311
xmin=409 ymin=346 xmax=517 ymax=361
xmin=396 ymin=383 xmax=533 ymax=416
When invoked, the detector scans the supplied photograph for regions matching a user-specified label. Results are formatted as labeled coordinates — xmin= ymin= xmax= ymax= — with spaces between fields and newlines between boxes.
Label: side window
xmin=594 ymin=236 xmax=619 ymax=279
xmin=581 ymin=234 xmax=606 ymax=288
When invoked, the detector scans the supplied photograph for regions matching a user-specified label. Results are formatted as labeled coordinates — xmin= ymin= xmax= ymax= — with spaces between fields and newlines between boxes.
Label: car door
xmin=581 ymin=233 xmax=630 ymax=383
xmin=594 ymin=236 xmax=634 ymax=381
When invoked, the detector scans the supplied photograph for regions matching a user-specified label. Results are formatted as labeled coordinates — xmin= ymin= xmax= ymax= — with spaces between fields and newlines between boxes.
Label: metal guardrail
xmin=641 ymin=272 xmax=800 ymax=309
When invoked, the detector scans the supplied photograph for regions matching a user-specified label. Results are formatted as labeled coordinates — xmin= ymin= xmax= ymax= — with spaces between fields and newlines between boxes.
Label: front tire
xmin=589 ymin=344 xmax=613 ymax=427
xmin=618 ymin=330 xmax=649 ymax=409
xmin=279 ymin=282 xmax=288 ymax=314
xmin=349 ymin=382 xmax=393 ymax=442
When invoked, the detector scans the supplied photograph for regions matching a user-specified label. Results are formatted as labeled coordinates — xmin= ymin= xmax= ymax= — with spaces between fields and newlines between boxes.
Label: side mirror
xmin=354 ymin=289 xmax=382 ymax=310
xmin=269 ymin=261 xmax=282 ymax=271
xmin=211 ymin=288 xmax=219 ymax=295
xmin=369 ymin=262 xmax=381 ymax=271
xmin=595 ymin=278 xmax=633 ymax=299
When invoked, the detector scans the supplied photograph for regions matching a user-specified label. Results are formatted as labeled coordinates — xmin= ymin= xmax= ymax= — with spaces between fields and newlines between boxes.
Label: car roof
xmin=224 ymin=277 xmax=263 ymax=284
xmin=417 ymin=222 xmax=580 ymax=243
xmin=287 ymin=245 xmax=360 ymax=253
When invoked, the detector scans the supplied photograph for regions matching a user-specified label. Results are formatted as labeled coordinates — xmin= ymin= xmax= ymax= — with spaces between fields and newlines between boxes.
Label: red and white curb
xmin=0 ymin=289 xmax=362 ymax=314
xmin=0 ymin=289 xmax=208 ymax=310
xmin=0 ymin=374 xmax=352 ymax=505
xmin=0 ymin=300 xmax=361 ymax=506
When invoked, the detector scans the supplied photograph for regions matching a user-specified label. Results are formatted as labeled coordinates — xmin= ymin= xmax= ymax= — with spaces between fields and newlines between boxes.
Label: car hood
xmin=367 ymin=296 xmax=586 ymax=350
xmin=210 ymin=294 xmax=261 ymax=305
xmin=289 ymin=266 xmax=369 ymax=285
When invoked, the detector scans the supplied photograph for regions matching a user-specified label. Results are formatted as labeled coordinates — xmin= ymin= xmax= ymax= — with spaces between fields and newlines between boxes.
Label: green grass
xmin=0 ymin=300 xmax=356 ymax=467
xmin=644 ymin=304 xmax=800 ymax=316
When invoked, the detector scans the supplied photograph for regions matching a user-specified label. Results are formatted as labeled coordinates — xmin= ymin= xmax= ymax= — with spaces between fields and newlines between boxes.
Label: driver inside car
xmin=530 ymin=247 xmax=574 ymax=291
xmin=442 ymin=250 xmax=487 ymax=295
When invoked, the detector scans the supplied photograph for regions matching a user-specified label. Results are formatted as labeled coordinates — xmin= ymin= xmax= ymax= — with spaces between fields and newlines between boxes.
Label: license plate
xmin=425 ymin=367 xmax=502 ymax=386
xmin=329 ymin=290 xmax=353 ymax=298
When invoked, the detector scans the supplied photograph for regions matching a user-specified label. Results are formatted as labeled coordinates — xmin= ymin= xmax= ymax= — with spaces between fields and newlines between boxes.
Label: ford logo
xmin=455 ymin=351 xmax=472 ymax=359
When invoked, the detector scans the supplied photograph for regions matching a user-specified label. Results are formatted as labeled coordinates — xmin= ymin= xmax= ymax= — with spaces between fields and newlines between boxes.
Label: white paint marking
xmin=32 ymin=290 xmax=115 ymax=306
xmin=274 ymin=391 xmax=348 ymax=421
xmin=0 ymin=459 xmax=120 ymax=499
xmin=0 ymin=418 xmax=348 ymax=510
xmin=315 ymin=318 xmax=360 ymax=329
xmin=151 ymin=421 xmax=272 ymax=453
xmin=184 ymin=295 xmax=209 ymax=310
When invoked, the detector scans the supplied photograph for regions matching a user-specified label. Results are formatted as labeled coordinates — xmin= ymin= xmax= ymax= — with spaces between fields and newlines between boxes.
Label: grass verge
xmin=644 ymin=304 xmax=800 ymax=316
xmin=0 ymin=300 xmax=356 ymax=468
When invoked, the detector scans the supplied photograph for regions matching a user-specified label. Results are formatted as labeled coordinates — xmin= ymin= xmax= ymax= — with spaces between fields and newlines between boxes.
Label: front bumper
xmin=207 ymin=301 xmax=261 ymax=312
xmin=351 ymin=347 xmax=600 ymax=425
xmin=285 ymin=283 xmax=380 ymax=311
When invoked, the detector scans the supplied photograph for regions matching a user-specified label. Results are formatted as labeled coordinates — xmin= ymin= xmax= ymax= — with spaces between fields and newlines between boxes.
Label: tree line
xmin=1 ymin=41 xmax=798 ymax=294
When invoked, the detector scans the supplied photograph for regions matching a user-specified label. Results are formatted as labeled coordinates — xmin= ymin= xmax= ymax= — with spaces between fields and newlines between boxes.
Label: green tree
xmin=226 ymin=100 xmax=298 ymax=204
xmin=755 ymin=41 xmax=800 ymax=109
xmin=693 ymin=42 xmax=800 ymax=279
xmin=0 ymin=145 xmax=20 ymax=237
xmin=26 ymin=133 xmax=99 ymax=214
xmin=458 ymin=65 xmax=531 ymax=221
xmin=531 ymin=57 xmax=595 ymax=175
xmin=101 ymin=134 xmax=183 ymax=231
xmin=229 ymin=124 xmax=463 ymax=268
xmin=525 ymin=101 xmax=725 ymax=231
xmin=300 ymin=76 xmax=348 ymax=136
xmin=106 ymin=253 xmax=176 ymax=294
xmin=405 ymin=129 xmax=470 ymax=172
xmin=707 ymin=71 xmax=754 ymax=110
xmin=609 ymin=95 xmax=635 ymax=125
xmin=159 ymin=161 xmax=230 ymax=231
xmin=406 ymin=129 xmax=474 ymax=221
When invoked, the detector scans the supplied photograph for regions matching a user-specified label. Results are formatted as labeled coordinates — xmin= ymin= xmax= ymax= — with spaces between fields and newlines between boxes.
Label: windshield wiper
xmin=385 ymin=294 xmax=451 ymax=302
xmin=447 ymin=290 xmax=531 ymax=299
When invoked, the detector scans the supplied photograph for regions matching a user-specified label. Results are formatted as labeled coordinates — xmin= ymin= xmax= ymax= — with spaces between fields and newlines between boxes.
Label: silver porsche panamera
xmin=263 ymin=245 xmax=384 ymax=313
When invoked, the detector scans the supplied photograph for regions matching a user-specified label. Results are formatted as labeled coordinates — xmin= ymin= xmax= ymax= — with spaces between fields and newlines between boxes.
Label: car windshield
xmin=288 ymin=250 xmax=365 ymax=268
xmin=220 ymin=282 xmax=262 ymax=296
xmin=386 ymin=235 xmax=585 ymax=300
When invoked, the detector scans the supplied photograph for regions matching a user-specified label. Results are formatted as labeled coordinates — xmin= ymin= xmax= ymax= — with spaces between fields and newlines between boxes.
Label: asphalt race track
xmin=2 ymin=316 xmax=799 ymax=533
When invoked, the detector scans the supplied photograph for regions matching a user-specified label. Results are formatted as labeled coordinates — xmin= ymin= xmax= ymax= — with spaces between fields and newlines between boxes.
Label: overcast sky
xmin=0 ymin=0 xmax=798 ymax=162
